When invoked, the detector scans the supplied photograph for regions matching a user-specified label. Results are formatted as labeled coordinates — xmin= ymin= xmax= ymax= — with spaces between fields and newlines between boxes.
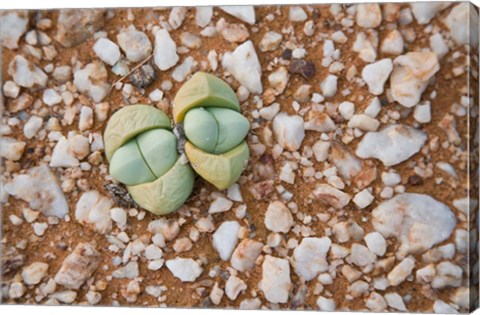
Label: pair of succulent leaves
xmin=104 ymin=72 xmax=250 ymax=215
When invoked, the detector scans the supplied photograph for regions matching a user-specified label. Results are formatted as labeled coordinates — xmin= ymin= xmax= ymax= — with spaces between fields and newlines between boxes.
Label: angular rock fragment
xmin=74 ymin=62 xmax=110 ymax=103
xmin=320 ymin=74 xmax=337 ymax=97
xmin=350 ymin=244 xmax=376 ymax=267
xmin=356 ymin=124 xmax=427 ymax=166
xmin=264 ymin=201 xmax=294 ymax=233
xmin=329 ymin=143 xmax=361 ymax=180
xmin=8 ymin=55 xmax=48 ymax=89
xmin=352 ymin=189 xmax=374 ymax=209
xmin=362 ymin=59 xmax=393 ymax=95
xmin=349 ymin=280 xmax=369 ymax=298
xmin=208 ymin=196 xmax=233 ymax=214
xmin=166 ymin=258 xmax=202 ymax=282
xmin=433 ymin=299 xmax=458 ymax=314
xmin=451 ymin=287 xmax=470 ymax=309
xmin=317 ymin=296 xmax=336 ymax=311
xmin=293 ymin=237 xmax=331 ymax=281
xmin=154 ymin=29 xmax=179 ymax=71
xmin=444 ymin=3 xmax=476 ymax=46
xmin=0 ymin=137 xmax=25 ymax=161
xmin=3 ymin=80 xmax=20 ymax=99
xmin=364 ymin=232 xmax=386 ymax=256
xmin=312 ymin=184 xmax=351 ymax=209
xmin=112 ymin=262 xmax=139 ymax=279
xmin=353 ymin=31 xmax=378 ymax=63
xmin=93 ymin=37 xmax=121 ymax=66
xmin=1 ymin=11 xmax=29 ymax=49
xmin=148 ymin=218 xmax=180 ymax=241
xmin=180 ymin=32 xmax=202 ymax=49
xmin=212 ymin=221 xmax=240 ymax=260
xmin=453 ymin=197 xmax=477 ymax=216
xmin=431 ymin=261 xmax=463 ymax=289
xmin=219 ymin=6 xmax=256 ymax=25
xmin=56 ymin=9 xmax=105 ymax=47
xmin=384 ymin=293 xmax=407 ymax=311
xmin=216 ymin=18 xmax=249 ymax=43
xmin=414 ymin=101 xmax=431 ymax=124
xmin=54 ymin=243 xmax=101 ymax=289
xmin=354 ymin=161 xmax=377 ymax=189
xmin=209 ymin=283 xmax=224 ymax=305
xmin=225 ymin=275 xmax=247 ymax=300
xmin=231 ymin=239 xmax=263 ymax=272
xmin=169 ymin=7 xmax=187 ymax=30
xmin=372 ymin=193 xmax=456 ymax=257
xmin=259 ymin=31 xmax=282 ymax=52
xmin=50 ymin=137 xmax=80 ymax=168
xmin=8 ymin=282 xmax=25 ymax=299
xmin=312 ymin=140 xmax=330 ymax=162
xmin=304 ymin=110 xmax=336 ymax=133
xmin=288 ymin=6 xmax=307 ymax=22
xmin=195 ymin=7 xmax=213 ymax=27
xmin=390 ymin=52 xmax=440 ymax=107
xmin=273 ymin=113 xmax=305 ymax=151
xmin=348 ymin=114 xmax=380 ymax=132
xmin=172 ymin=56 xmax=196 ymax=82
xmin=240 ymin=298 xmax=262 ymax=309
xmin=411 ymin=2 xmax=450 ymax=25
xmin=387 ymin=256 xmax=415 ymax=286
xmin=381 ymin=30 xmax=404 ymax=55
xmin=268 ymin=67 xmax=289 ymax=95
xmin=75 ymin=191 xmax=113 ymax=234
xmin=222 ymin=40 xmax=262 ymax=94
xmin=259 ymin=255 xmax=291 ymax=303
xmin=366 ymin=292 xmax=387 ymax=312
xmin=4 ymin=164 xmax=69 ymax=218
xmin=117 ymin=28 xmax=152 ymax=62
xmin=43 ymin=89 xmax=62 ymax=107
xmin=51 ymin=290 xmax=77 ymax=304
xmin=22 ymin=262 xmax=49 ymax=285
xmin=356 ymin=4 xmax=382 ymax=28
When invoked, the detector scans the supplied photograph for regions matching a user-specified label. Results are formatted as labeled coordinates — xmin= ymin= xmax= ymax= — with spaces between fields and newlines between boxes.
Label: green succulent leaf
xmin=137 ymin=129 xmax=178 ymax=178
xmin=185 ymin=140 xmax=249 ymax=190
xmin=207 ymin=107 xmax=250 ymax=154
xmin=127 ymin=159 xmax=195 ymax=215
xmin=184 ymin=107 xmax=219 ymax=153
xmin=184 ymin=107 xmax=249 ymax=154
xmin=173 ymin=72 xmax=240 ymax=123
xmin=109 ymin=138 xmax=156 ymax=186
xmin=104 ymin=105 xmax=171 ymax=161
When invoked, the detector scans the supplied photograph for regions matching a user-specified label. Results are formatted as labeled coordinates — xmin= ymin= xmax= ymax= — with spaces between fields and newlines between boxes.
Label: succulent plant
xmin=174 ymin=72 xmax=250 ymax=190
xmin=104 ymin=72 xmax=250 ymax=215
xmin=104 ymin=105 xmax=195 ymax=215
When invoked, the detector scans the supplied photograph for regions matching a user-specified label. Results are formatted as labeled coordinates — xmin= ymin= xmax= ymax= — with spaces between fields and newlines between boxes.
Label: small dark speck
xmin=57 ymin=242 xmax=68 ymax=250
xmin=408 ymin=175 xmax=423 ymax=186
xmin=282 ymin=49 xmax=292 ymax=60
xmin=289 ymin=60 xmax=316 ymax=79
xmin=200 ymin=298 xmax=212 ymax=308
xmin=129 ymin=64 xmax=156 ymax=89
xmin=220 ymin=271 xmax=229 ymax=280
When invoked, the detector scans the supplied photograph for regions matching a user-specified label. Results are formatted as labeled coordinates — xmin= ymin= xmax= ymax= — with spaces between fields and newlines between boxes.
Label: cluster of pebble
xmin=0 ymin=3 xmax=476 ymax=313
